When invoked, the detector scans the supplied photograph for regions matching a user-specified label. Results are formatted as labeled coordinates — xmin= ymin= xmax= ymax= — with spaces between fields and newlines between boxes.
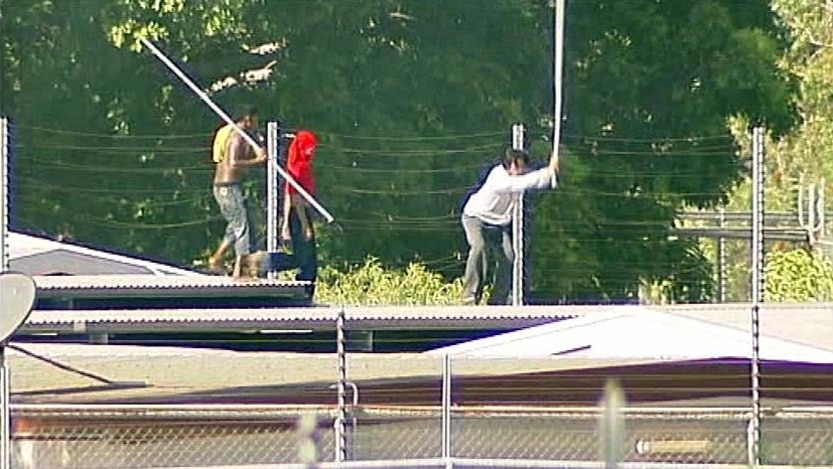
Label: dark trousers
xmin=461 ymin=215 xmax=513 ymax=305
xmin=265 ymin=208 xmax=318 ymax=287
xmin=288 ymin=206 xmax=318 ymax=283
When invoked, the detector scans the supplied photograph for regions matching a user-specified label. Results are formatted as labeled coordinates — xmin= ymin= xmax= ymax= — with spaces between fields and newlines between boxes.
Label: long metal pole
xmin=0 ymin=117 xmax=9 ymax=469
xmin=550 ymin=0 xmax=566 ymax=168
xmin=441 ymin=354 xmax=452 ymax=461
xmin=0 ymin=117 xmax=8 ymax=271
xmin=266 ymin=122 xmax=280 ymax=278
xmin=511 ymin=124 xmax=525 ymax=307
xmin=0 ymin=350 xmax=9 ymax=469
xmin=749 ymin=126 xmax=765 ymax=466
xmin=138 ymin=38 xmax=334 ymax=223
xmin=718 ymin=206 xmax=727 ymax=303
xmin=334 ymin=308 xmax=347 ymax=462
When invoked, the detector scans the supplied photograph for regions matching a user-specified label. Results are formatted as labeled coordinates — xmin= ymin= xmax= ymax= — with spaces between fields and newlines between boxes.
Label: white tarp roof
xmin=7 ymin=231 xmax=202 ymax=276
xmin=427 ymin=305 xmax=833 ymax=364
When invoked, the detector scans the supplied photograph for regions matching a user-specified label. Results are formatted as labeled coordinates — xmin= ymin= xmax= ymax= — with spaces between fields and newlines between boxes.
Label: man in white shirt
xmin=461 ymin=148 xmax=558 ymax=305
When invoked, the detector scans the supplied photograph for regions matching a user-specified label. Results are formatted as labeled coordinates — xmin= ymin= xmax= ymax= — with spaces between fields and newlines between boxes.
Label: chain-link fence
xmin=11 ymin=406 xmax=335 ymax=469
xmin=10 ymin=405 xmax=833 ymax=468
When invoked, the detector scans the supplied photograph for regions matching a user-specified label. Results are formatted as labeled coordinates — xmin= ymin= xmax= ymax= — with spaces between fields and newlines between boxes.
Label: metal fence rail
xmin=9 ymin=405 xmax=833 ymax=468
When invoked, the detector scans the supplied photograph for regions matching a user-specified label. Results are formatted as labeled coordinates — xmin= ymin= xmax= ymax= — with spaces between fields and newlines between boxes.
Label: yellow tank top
xmin=212 ymin=124 xmax=235 ymax=163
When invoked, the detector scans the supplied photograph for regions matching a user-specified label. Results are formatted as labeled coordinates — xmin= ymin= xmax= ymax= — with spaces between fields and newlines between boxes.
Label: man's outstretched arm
xmin=489 ymin=166 xmax=556 ymax=194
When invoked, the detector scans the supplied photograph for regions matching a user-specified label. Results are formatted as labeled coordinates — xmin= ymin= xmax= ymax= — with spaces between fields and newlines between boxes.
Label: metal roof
xmin=33 ymin=274 xmax=312 ymax=299
xmin=427 ymin=305 xmax=833 ymax=362
xmin=21 ymin=305 xmax=580 ymax=334
xmin=661 ymin=302 xmax=833 ymax=352
xmin=8 ymin=341 xmax=833 ymax=407
xmin=19 ymin=303 xmax=833 ymax=341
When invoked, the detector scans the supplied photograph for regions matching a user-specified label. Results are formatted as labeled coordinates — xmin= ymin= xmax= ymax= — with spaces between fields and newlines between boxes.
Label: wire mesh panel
xmin=761 ymin=414 xmax=833 ymax=466
xmin=345 ymin=354 xmax=444 ymax=461
xmin=625 ymin=414 xmax=748 ymax=464
xmin=450 ymin=411 xmax=833 ymax=466
xmin=452 ymin=414 xmax=598 ymax=460
xmin=351 ymin=413 xmax=442 ymax=461
xmin=10 ymin=405 xmax=833 ymax=468
xmin=11 ymin=409 xmax=335 ymax=469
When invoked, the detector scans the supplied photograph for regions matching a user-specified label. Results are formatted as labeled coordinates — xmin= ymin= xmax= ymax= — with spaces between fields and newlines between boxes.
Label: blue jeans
xmin=213 ymin=184 xmax=252 ymax=258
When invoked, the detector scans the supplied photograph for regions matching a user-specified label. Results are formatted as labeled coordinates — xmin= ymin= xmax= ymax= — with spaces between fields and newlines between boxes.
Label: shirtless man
xmin=208 ymin=106 xmax=267 ymax=278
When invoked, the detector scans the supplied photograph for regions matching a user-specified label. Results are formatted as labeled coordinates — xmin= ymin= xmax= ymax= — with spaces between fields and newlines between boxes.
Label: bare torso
xmin=213 ymin=133 xmax=254 ymax=184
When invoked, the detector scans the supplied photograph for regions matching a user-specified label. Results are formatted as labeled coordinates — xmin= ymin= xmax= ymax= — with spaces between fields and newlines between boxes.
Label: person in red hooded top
xmin=280 ymin=130 xmax=319 ymax=284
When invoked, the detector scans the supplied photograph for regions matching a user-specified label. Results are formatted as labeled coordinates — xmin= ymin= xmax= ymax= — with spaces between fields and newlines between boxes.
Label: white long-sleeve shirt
xmin=463 ymin=164 xmax=557 ymax=226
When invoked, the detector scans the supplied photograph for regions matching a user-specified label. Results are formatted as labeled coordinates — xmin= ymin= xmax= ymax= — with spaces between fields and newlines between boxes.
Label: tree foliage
xmin=765 ymin=248 xmax=833 ymax=302
xmin=771 ymin=0 xmax=833 ymax=181
xmin=712 ymin=0 xmax=833 ymax=303
xmin=0 ymin=0 xmax=795 ymax=303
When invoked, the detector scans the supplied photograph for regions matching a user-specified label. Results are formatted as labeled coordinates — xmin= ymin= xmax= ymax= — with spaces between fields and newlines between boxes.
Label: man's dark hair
xmin=234 ymin=105 xmax=259 ymax=122
xmin=502 ymin=148 xmax=530 ymax=169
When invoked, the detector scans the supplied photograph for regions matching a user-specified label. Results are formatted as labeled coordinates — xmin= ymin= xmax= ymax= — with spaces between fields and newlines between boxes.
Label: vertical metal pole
xmin=808 ymin=184 xmax=817 ymax=245
xmin=0 ymin=349 xmax=8 ymax=469
xmin=600 ymin=379 xmax=625 ymax=469
xmin=1 ymin=117 xmax=9 ymax=271
xmin=297 ymin=414 xmax=320 ymax=468
xmin=819 ymin=178 xmax=826 ymax=237
xmin=266 ymin=122 xmax=280 ymax=279
xmin=718 ymin=206 xmax=727 ymax=303
xmin=441 ymin=354 xmax=452 ymax=461
xmin=335 ymin=308 xmax=348 ymax=462
xmin=511 ymin=124 xmax=525 ymax=307
xmin=749 ymin=126 xmax=765 ymax=467
xmin=550 ymin=0 xmax=566 ymax=169
xmin=0 ymin=118 xmax=10 ymax=469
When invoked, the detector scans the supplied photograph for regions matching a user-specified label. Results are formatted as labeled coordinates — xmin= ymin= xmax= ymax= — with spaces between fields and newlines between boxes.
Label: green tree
xmin=532 ymin=0 xmax=793 ymax=301
xmin=770 ymin=0 xmax=833 ymax=183
xmin=712 ymin=0 xmax=833 ymax=303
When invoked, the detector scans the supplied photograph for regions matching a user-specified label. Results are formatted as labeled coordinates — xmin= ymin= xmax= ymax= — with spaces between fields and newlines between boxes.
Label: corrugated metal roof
xmin=21 ymin=305 xmax=577 ymax=333
xmin=33 ymin=274 xmax=312 ymax=299
xmin=20 ymin=302 xmax=833 ymax=339
xmin=34 ymin=274 xmax=309 ymax=290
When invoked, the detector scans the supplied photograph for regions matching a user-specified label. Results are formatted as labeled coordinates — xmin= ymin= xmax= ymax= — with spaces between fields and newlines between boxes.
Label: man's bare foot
xmin=206 ymin=256 xmax=226 ymax=275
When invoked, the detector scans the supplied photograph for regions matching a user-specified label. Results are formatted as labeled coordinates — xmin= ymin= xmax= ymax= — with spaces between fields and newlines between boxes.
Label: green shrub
xmin=764 ymin=249 xmax=833 ymax=301
xmin=316 ymin=257 xmax=467 ymax=305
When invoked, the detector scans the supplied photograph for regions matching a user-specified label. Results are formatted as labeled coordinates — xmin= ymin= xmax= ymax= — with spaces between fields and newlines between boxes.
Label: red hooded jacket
xmin=286 ymin=130 xmax=317 ymax=196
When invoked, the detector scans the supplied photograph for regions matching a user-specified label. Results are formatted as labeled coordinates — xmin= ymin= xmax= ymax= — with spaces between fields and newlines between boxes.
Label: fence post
xmin=717 ymin=206 xmax=727 ymax=302
xmin=297 ymin=414 xmax=320 ymax=468
xmin=441 ymin=354 xmax=452 ymax=463
xmin=335 ymin=308 xmax=348 ymax=462
xmin=0 ymin=351 xmax=8 ymax=469
xmin=600 ymin=379 xmax=625 ymax=469
xmin=749 ymin=126 xmax=765 ymax=466
xmin=511 ymin=123 xmax=526 ymax=307
xmin=1 ymin=116 xmax=9 ymax=469
xmin=819 ymin=177 xmax=826 ymax=238
xmin=1 ymin=117 xmax=8 ymax=272
xmin=265 ymin=121 xmax=280 ymax=279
